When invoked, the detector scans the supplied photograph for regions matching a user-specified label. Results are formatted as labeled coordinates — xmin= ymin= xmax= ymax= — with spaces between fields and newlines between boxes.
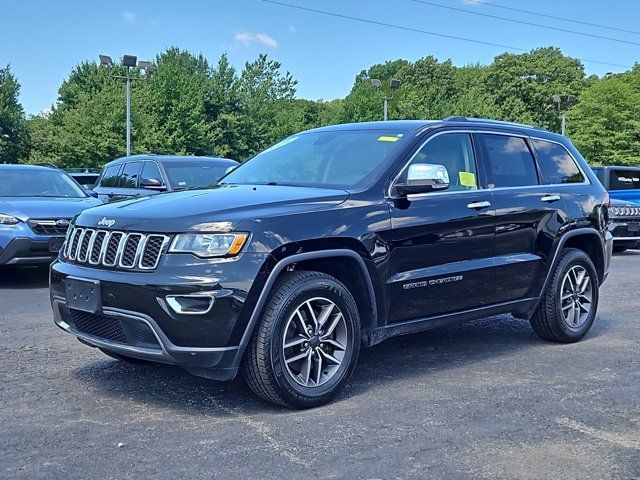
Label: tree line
xmin=1 ymin=46 xmax=639 ymax=167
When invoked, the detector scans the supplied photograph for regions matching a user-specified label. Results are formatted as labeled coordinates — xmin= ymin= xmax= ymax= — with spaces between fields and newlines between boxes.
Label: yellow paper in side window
xmin=378 ymin=135 xmax=400 ymax=142
xmin=459 ymin=171 xmax=476 ymax=187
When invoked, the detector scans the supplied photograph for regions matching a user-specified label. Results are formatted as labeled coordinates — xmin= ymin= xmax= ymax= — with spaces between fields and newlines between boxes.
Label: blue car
xmin=0 ymin=165 xmax=103 ymax=266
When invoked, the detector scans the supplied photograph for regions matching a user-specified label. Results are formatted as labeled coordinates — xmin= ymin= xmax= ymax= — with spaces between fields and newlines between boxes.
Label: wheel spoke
xmin=299 ymin=350 xmax=312 ymax=386
xmin=578 ymin=275 xmax=590 ymax=294
xmin=294 ymin=310 xmax=312 ymax=337
xmin=284 ymin=336 xmax=307 ymax=349
xmin=322 ymin=338 xmax=346 ymax=351
xmin=314 ymin=351 xmax=323 ymax=386
xmin=317 ymin=303 xmax=335 ymax=328
xmin=318 ymin=348 xmax=341 ymax=366
xmin=286 ymin=349 xmax=310 ymax=364
xmin=305 ymin=300 xmax=319 ymax=331
xmin=572 ymin=302 xmax=581 ymax=326
xmin=320 ymin=312 xmax=344 ymax=339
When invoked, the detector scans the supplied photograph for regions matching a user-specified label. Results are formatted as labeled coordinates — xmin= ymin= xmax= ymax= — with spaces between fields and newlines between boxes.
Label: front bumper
xmin=0 ymin=236 xmax=64 ymax=265
xmin=50 ymin=252 xmax=269 ymax=380
xmin=611 ymin=221 xmax=640 ymax=246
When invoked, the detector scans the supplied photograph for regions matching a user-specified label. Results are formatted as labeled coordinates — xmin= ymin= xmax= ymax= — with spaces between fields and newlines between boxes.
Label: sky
xmin=1 ymin=0 xmax=639 ymax=115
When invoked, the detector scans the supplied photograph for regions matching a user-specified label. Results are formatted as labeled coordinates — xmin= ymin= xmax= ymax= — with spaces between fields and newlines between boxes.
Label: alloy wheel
xmin=560 ymin=265 xmax=593 ymax=329
xmin=282 ymin=297 xmax=348 ymax=387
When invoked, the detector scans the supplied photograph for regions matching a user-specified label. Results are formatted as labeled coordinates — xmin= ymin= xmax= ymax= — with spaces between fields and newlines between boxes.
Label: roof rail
xmin=442 ymin=116 xmax=547 ymax=131
xmin=35 ymin=162 xmax=60 ymax=169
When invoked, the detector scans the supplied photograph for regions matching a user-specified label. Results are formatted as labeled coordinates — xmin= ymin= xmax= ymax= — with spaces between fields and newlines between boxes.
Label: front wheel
xmin=242 ymin=271 xmax=361 ymax=408
xmin=530 ymin=248 xmax=599 ymax=343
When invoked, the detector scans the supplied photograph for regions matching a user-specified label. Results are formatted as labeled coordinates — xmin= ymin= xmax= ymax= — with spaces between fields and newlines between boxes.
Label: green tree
xmin=567 ymin=66 xmax=640 ymax=166
xmin=483 ymin=47 xmax=587 ymax=131
xmin=0 ymin=65 xmax=28 ymax=163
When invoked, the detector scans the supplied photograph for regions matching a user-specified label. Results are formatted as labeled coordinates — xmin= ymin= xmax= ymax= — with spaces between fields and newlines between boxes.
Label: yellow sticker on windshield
xmin=377 ymin=135 xmax=400 ymax=142
xmin=459 ymin=171 xmax=477 ymax=187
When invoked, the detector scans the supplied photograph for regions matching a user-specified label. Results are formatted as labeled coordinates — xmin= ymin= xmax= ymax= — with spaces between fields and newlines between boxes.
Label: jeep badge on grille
xmin=97 ymin=217 xmax=116 ymax=228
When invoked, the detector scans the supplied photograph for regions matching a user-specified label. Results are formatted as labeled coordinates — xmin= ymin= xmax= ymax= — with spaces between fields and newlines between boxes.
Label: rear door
xmin=477 ymin=132 xmax=569 ymax=303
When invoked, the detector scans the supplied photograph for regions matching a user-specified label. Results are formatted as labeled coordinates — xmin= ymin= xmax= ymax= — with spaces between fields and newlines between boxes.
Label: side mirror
xmin=395 ymin=163 xmax=450 ymax=196
xmin=140 ymin=177 xmax=167 ymax=191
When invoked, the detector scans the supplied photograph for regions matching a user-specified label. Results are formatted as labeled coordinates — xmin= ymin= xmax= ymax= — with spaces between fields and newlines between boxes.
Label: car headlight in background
xmin=169 ymin=233 xmax=249 ymax=258
xmin=0 ymin=214 xmax=20 ymax=225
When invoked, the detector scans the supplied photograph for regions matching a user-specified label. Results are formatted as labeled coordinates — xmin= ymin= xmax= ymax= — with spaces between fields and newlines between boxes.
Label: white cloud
xmin=122 ymin=11 xmax=136 ymax=24
xmin=233 ymin=31 xmax=278 ymax=48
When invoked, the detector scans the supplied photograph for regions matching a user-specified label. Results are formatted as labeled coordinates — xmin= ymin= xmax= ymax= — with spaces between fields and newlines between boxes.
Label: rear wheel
xmin=530 ymin=248 xmax=599 ymax=343
xmin=242 ymin=271 xmax=361 ymax=408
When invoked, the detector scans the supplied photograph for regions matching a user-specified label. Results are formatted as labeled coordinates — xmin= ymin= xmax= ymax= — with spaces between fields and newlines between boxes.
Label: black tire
xmin=99 ymin=348 xmax=148 ymax=364
xmin=242 ymin=271 xmax=361 ymax=408
xmin=612 ymin=245 xmax=628 ymax=254
xmin=530 ymin=248 xmax=599 ymax=343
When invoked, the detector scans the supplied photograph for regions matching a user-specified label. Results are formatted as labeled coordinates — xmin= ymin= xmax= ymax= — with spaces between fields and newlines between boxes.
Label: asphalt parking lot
xmin=1 ymin=252 xmax=639 ymax=480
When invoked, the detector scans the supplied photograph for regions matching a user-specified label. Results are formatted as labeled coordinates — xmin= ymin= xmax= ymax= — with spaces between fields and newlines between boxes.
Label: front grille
xmin=63 ymin=227 xmax=169 ymax=271
xmin=63 ymin=307 xmax=162 ymax=350
xmin=28 ymin=219 xmax=71 ymax=236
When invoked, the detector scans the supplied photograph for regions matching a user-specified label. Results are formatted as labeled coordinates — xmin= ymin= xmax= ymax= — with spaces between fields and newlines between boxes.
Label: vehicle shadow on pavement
xmin=0 ymin=265 xmax=49 ymax=289
xmin=71 ymin=312 xmax=612 ymax=414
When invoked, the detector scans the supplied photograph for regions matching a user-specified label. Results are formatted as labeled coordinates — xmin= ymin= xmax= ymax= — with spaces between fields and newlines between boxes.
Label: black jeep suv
xmin=50 ymin=117 xmax=612 ymax=408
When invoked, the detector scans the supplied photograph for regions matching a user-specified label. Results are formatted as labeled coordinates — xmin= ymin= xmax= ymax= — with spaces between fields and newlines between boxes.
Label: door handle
xmin=541 ymin=195 xmax=560 ymax=203
xmin=467 ymin=201 xmax=491 ymax=210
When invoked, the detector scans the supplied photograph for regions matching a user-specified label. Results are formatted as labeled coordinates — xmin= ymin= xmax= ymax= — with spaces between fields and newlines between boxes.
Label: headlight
xmin=169 ymin=233 xmax=249 ymax=258
xmin=0 ymin=214 xmax=19 ymax=225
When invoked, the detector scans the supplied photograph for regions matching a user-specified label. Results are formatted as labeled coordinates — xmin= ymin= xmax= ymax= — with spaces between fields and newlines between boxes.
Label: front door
xmin=385 ymin=132 xmax=495 ymax=323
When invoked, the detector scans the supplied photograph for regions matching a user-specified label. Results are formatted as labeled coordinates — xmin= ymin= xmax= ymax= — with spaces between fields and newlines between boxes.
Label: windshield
xmin=163 ymin=161 xmax=233 ymax=189
xmin=221 ymin=130 xmax=408 ymax=188
xmin=0 ymin=169 xmax=86 ymax=198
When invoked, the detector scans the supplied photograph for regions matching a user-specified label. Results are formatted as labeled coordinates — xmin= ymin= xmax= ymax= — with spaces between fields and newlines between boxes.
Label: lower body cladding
xmin=49 ymin=253 xmax=268 ymax=380
xmin=0 ymin=236 xmax=64 ymax=265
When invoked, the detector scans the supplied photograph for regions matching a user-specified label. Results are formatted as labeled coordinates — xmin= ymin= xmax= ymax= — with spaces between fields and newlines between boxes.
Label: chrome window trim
xmin=387 ymin=129 xmax=591 ymax=201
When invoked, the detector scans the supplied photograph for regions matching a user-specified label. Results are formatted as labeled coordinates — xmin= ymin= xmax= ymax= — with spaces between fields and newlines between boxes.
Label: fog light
xmin=166 ymin=293 xmax=216 ymax=315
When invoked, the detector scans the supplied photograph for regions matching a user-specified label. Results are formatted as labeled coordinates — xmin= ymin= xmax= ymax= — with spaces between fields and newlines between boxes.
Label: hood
xmin=0 ymin=196 xmax=103 ymax=221
xmin=74 ymin=184 xmax=350 ymax=232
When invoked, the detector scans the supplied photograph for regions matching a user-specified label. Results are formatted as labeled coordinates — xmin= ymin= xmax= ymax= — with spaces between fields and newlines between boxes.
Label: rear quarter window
xmin=532 ymin=139 xmax=585 ymax=184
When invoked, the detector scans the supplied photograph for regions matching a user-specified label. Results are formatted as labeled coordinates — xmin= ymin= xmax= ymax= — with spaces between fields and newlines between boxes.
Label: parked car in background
xmin=0 ymin=165 xmax=102 ymax=266
xmin=592 ymin=166 xmax=640 ymax=204
xmin=51 ymin=117 xmax=611 ymax=408
xmin=92 ymin=155 xmax=238 ymax=203
xmin=65 ymin=168 xmax=102 ymax=191
xmin=608 ymin=198 xmax=640 ymax=253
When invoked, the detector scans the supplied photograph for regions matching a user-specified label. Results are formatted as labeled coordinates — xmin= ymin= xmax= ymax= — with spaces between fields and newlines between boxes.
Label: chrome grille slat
xmin=63 ymin=227 xmax=169 ymax=271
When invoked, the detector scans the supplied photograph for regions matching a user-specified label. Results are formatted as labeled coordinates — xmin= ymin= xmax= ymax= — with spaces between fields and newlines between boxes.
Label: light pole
xmin=371 ymin=78 xmax=401 ymax=121
xmin=99 ymin=54 xmax=154 ymax=156
xmin=552 ymin=94 xmax=578 ymax=136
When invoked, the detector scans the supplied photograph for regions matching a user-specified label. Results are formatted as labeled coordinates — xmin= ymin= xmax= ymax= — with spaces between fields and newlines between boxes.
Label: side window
xmin=99 ymin=165 xmax=122 ymax=188
xmin=140 ymin=162 xmax=164 ymax=185
xmin=403 ymin=133 xmax=478 ymax=192
xmin=120 ymin=162 xmax=141 ymax=188
xmin=481 ymin=134 xmax=538 ymax=188
xmin=532 ymin=139 xmax=584 ymax=184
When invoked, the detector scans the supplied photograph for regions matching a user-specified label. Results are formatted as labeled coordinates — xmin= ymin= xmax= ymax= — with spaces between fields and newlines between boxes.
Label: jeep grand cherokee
xmin=50 ymin=117 xmax=612 ymax=408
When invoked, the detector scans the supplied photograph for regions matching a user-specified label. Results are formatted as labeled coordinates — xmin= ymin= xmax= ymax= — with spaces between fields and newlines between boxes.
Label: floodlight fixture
xmin=122 ymin=55 xmax=138 ymax=68
xmin=390 ymin=79 xmax=401 ymax=90
xmin=99 ymin=54 xmax=113 ymax=66
xmin=370 ymin=78 xmax=382 ymax=89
